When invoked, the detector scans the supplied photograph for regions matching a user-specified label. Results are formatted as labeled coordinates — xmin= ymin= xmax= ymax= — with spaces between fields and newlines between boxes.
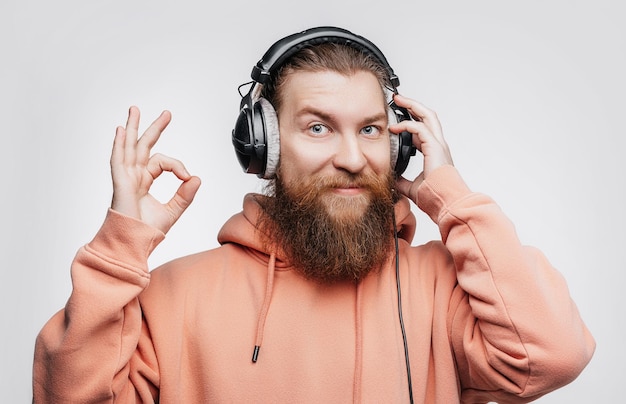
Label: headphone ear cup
xmin=232 ymin=100 xmax=260 ymax=175
xmin=257 ymin=97 xmax=280 ymax=179
xmin=388 ymin=101 xmax=416 ymax=176
xmin=388 ymin=106 xmax=400 ymax=171
xmin=232 ymin=94 xmax=277 ymax=177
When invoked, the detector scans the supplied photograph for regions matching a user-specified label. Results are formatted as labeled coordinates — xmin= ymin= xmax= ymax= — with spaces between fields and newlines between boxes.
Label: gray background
xmin=2 ymin=0 xmax=624 ymax=402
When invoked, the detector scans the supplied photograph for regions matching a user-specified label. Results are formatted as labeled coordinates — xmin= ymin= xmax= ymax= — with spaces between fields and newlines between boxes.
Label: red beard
xmin=257 ymin=168 xmax=397 ymax=284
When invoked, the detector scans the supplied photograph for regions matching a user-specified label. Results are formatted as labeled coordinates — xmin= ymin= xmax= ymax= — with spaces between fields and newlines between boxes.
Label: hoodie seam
xmin=440 ymin=207 xmax=531 ymax=393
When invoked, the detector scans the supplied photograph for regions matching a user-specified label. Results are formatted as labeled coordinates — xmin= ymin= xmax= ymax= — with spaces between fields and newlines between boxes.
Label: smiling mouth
xmin=332 ymin=186 xmax=364 ymax=196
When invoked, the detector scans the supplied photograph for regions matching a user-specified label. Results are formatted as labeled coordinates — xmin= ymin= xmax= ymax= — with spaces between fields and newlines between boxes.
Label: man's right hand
xmin=110 ymin=106 xmax=201 ymax=234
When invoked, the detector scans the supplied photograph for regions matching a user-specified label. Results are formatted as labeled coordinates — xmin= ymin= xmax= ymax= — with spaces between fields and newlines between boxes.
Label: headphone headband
xmin=232 ymin=26 xmax=415 ymax=178
xmin=250 ymin=26 xmax=400 ymax=88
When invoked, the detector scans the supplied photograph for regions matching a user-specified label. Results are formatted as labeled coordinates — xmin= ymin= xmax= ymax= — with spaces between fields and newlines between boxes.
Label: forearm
xmin=33 ymin=209 xmax=164 ymax=402
xmin=418 ymin=166 xmax=595 ymax=400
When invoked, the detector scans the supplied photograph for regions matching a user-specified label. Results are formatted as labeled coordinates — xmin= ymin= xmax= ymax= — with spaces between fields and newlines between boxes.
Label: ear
xmin=258 ymin=97 xmax=280 ymax=179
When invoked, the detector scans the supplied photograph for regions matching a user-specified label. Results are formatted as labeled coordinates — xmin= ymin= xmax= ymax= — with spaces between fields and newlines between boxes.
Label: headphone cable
xmin=393 ymin=212 xmax=414 ymax=404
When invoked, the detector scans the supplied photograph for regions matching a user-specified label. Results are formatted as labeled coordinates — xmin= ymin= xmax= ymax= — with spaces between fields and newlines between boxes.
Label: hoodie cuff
xmin=416 ymin=165 xmax=472 ymax=224
xmin=87 ymin=209 xmax=166 ymax=272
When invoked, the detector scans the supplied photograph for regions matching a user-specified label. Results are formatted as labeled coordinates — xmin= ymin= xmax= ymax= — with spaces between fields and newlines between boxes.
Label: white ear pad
xmin=258 ymin=97 xmax=280 ymax=179
xmin=388 ymin=106 xmax=400 ymax=171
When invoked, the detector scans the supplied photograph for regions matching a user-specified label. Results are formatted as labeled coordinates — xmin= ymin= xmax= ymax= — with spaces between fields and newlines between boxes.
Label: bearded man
xmin=33 ymin=27 xmax=594 ymax=403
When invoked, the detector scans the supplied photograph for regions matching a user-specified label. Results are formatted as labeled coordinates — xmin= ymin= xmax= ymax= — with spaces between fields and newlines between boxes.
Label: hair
xmin=254 ymin=42 xmax=397 ymax=283
xmin=260 ymin=42 xmax=392 ymax=114
xmin=256 ymin=168 xmax=396 ymax=284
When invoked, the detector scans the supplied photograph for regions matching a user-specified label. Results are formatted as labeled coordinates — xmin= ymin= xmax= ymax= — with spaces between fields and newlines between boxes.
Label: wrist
xmin=417 ymin=165 xmax=471 ymax=223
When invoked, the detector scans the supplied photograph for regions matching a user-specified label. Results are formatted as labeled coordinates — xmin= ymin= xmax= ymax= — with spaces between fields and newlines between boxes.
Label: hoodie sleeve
xmin=417 ymin=165 xmax=595 ymax=403
xmin=33 ymin=209 xmax=165 ymax=403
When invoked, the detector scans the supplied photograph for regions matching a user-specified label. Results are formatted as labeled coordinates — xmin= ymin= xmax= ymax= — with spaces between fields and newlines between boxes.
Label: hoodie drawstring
xmin=353 ymin=280 xmax=364 ymax=403
xmin=252 ymin=251 xmax=276 ymax=363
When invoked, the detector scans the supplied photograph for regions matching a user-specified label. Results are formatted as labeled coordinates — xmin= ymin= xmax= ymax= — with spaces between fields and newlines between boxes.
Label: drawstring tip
xmin=252 ymin=346 xmax=260 ymax=363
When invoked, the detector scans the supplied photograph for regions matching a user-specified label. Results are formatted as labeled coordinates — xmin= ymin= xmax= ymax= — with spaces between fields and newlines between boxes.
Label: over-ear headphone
xmin=232 ymin=26 xmax=416 ymax=179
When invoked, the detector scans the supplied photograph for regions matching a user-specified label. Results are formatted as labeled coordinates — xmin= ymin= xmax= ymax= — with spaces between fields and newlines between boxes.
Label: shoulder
xmin=400 ymin=240 xmax=457 ymax=288
xmin=403 ymin=240 xmax=453 ymax=267
xmin=149 ymin=243 xmax=251 ymax=280
xmin=145 ymin=242 xmax=271 ymax=297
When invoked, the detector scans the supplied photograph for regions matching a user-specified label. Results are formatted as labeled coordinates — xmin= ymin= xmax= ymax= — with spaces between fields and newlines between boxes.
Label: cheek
xmin=279 ymin=133 xmax=393 ymax=180
xmin=278 ymin=139 xmax=331 ymax=182
xmin=365 ymin=141 xmax=392 ymax=174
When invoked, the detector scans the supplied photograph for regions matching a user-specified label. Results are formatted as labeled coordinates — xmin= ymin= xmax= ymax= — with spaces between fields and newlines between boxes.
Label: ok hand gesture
xmin=110 ymin=106 xmax=201 ymax=234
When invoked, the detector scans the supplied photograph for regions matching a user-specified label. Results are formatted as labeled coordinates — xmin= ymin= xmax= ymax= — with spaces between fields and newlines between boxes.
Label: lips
xmin=332 ymin=186 xmax=363 ymax=196
xmin=317 ymin=173 xmax=378 ymax=197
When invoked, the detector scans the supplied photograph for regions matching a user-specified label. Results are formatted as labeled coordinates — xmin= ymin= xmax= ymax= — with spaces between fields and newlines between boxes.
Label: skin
xmin=392 ymin=93 xmax=454 ymax=202
xmin=278 ymin=70 xmax=392 ymax=182
xmin=110 ymin=107 xmax=201 ymax=234
xmin=109 ymin=70 xmax=453 ymax=233
xmin=277 ymin=70 xmax=392 ymax=217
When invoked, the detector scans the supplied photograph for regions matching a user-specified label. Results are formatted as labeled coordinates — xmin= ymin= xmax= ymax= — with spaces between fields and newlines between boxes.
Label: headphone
xmin=232 ymin=26 xmax=416 ymax=179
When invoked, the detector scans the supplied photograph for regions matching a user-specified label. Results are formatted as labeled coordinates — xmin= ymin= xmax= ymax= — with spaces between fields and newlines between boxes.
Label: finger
xmin=393 ymin=94 xmax=445 ymax=142
xmin=390 ymin=120 xmax=432 ymax=152
xmin=393 ymin=119 xmax=453 ymax=173
xmin=394 ymin=175 xmax=413 ymax=197
xmin=124 ymin=106 xmax=141 ymax=163
xmin=390 ymin=114 xmax=452 ymax=165
xmin=136 ymin=110 xmax=172 ymax=162
xmin=395 ymin=172 xmax=424 ymax=202
xmin=111 ymin=125 xmax=126 ymax=167
xmin=145 ymin=153 xmax=191 ymax=182
xmin=165 ymin=176 xmax=202 ymax=223
xmin=393 ymin=94 xmax=438 ymax=125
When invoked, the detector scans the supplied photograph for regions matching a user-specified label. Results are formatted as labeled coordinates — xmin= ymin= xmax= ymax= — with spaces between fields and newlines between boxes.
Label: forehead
xmin=278 ymin=69 xmax=388 ymax=113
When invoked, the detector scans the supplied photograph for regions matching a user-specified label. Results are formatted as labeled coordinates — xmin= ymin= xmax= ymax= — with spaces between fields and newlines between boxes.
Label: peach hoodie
xmin=33 ymin=166 xmax=594 ymax=403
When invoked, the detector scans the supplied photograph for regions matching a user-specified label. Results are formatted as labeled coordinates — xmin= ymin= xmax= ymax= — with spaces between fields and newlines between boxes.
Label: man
xmin=33 ymin=26 xmax=594 ymax=403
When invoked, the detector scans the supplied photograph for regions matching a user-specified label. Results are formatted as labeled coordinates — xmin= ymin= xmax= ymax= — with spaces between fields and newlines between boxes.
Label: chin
xmin=321 ymin=192 xmax=370 ymax=222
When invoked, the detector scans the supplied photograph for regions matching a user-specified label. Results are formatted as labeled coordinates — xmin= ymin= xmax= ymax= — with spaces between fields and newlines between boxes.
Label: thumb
xmin=166 ymin=176 xmax=202 ymax=223
xmin=395 ymin=172 xmax=424 ymax=204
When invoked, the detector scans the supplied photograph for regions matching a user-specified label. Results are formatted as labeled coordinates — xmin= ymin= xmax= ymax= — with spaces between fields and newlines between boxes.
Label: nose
xmin=332 ymin=134 xmax=367 ymax=174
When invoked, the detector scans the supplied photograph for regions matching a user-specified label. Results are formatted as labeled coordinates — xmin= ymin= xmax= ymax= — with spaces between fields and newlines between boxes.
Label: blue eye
xmin=309 ymin=124 xmax=328 ymax=136
xmin=361 ymin=125 xmax=380 ymax=137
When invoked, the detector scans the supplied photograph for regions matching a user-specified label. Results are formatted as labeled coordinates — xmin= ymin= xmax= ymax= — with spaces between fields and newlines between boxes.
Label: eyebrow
xmin=297 ymin=106 xmax=388 ymax=127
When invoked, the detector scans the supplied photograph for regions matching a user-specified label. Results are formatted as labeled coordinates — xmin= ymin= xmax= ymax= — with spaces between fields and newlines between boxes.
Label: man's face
xmin=276 ymin=69 xmax=392 ymax=220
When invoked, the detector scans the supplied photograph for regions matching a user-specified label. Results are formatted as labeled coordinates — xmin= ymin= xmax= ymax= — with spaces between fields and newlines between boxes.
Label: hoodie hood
xmin=216 ymin=193 xmax=417 ymax=363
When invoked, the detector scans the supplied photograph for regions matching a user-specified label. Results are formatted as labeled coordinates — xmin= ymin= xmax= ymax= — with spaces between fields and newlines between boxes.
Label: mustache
xmin=314 ymin=172 xmax=387 ymax=190
xmin=258 ymin=168 xmax=397 ymax=284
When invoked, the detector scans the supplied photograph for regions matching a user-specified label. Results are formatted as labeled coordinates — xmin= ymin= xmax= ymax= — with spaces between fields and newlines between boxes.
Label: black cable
xmin=393 ymin=213 xmax=414 ymax=404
